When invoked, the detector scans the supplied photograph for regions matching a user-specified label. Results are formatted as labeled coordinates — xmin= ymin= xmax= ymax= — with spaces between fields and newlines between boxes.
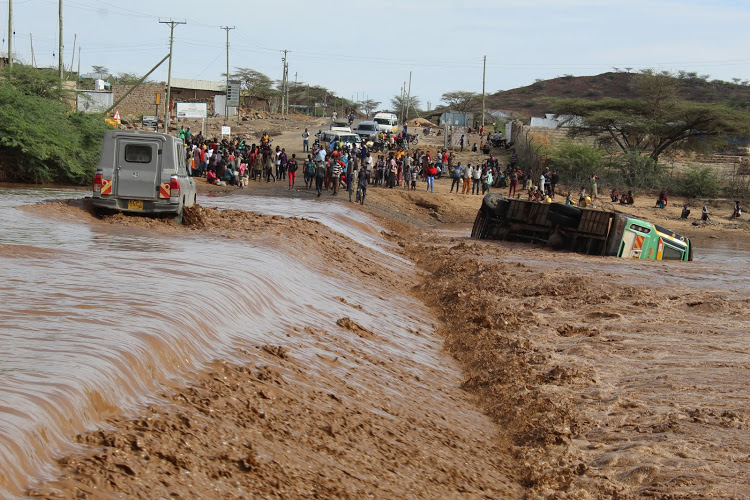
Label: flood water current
xmin=0 ymin=187 xmax=442 ymax=498
xmin=1 ymin=187 xmax=749 ymax=498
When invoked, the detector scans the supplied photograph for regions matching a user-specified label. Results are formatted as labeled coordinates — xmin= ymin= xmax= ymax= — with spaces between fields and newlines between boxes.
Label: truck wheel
xmin=482 ymin=194 xmax=508 ymax=217
xmin=471 ymin=210 xmax=487 ymax=238
xmin=547 ymin=212 xmax=579 ymax=228
xmin=549 ymin=203 xmax=581 ymax=218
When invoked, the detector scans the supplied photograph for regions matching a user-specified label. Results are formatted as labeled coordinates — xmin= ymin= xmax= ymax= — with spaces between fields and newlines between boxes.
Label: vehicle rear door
xmin=115 ymin=138 xmax=161 ymax=199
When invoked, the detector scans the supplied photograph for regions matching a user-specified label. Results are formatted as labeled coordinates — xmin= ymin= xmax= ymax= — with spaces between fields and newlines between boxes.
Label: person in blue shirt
xmin=450 ymin=162 xmax=463 ymax=194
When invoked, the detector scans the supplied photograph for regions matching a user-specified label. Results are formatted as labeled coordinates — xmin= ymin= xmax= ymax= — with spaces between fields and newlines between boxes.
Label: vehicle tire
xmin=472 ymin=209 xmax=490 ymax=238
xmin=411 ymin=137 xmax=418 ymax=145
xmin=547 ymin=211 xmax=579 ymax=228
xmin=549 ymin=203 xmax=581 ymax=218
xmin=482 ymin=193 xmax=506 ymax=216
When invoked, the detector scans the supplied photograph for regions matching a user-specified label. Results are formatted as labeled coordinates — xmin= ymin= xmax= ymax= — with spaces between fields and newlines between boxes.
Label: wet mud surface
xmin=13 ymin=184 xmax=750 ymax=499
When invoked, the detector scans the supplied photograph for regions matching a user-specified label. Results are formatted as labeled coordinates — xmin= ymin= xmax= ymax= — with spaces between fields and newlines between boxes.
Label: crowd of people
xmin=177 ymin=124 xmax=741 ymax=222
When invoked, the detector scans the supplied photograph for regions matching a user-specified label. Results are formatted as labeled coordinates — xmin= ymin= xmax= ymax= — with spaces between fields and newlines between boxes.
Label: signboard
xmin=226 ymin=80 xmax=241 ymax=107
xmin=176 ymin=102 xmax=208 ymax=119
xmin=221 ymin=126 xmax=231 ymax=136
xmin=142 ymin=115 xmax=158 ymax=128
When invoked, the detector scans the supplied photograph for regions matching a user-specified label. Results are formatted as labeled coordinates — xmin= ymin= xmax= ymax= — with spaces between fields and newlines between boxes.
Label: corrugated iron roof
xmin=170 ymin=78 xmax=224 ymax=91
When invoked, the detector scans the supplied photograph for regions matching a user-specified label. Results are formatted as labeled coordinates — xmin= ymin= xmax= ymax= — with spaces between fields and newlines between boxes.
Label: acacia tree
xmin=360 ymin=99 xmax=380 ymax=117
xmin=440 ymin=90 xmax=479 ymax=112
xmin=229 ymin=67 xmax=277 ymax=99
xmin=390 ymin=94 xmax=421 ymax=119
xmin=552 ymin=72 xmax=750 ymax=163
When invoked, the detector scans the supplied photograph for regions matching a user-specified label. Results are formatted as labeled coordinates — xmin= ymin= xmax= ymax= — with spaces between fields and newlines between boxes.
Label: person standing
xmin=462 ymin=163 xmax=473 ymax=194
xmin=358 ymin=167 xmax=369 ymax=205
xmin=330 ymin=158 xmax=342 ymax=195
xmin=550 ymin=171 xmax=559 ymax=199
xmin=302 ymin=129 xmax=310 ymax=152
xmin=539 ymin=172 xmax=546 ymax=196
xmin=304 ymin=154 xmax=315 ymax=188
xmin=315 ymin=158 xmax=326 ymax=197
xmin=350 ymin=166 xmax=359 ymax=202
xmin=460 ymin=134 xmax=465 ymax=152
xmin=589 ymin=173 xmax=599 ymax=200
xmin=472 ymin=162 xmax=482 ymax=195
xmin=426 ymin=163 xmax=437 ymax=193
xmin=450 ymin=162 xmax=463 ymax=194
xmin=287 ymin=154 xmax=298 ymax=189
xmin=508 ymin=168 xmax=518 ymax=197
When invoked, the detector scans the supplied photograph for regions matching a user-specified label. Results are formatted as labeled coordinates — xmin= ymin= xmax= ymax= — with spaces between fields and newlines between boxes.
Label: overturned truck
xmin=471 ymin=194 xmax=692 ymax=261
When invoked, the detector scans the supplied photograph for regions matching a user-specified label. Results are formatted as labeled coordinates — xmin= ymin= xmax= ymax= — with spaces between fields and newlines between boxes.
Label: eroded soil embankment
xmin=390 ymin=224 xmax=750 ymax=499
xmin=24 ymin=200 xmax=522 ymax=499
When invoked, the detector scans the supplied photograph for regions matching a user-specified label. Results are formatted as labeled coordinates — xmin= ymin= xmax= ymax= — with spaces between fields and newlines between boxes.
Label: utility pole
xmin=29 ymin=34 xmax=35 ymax=68
xmin=7 ymin=0 xmax=12 ymax=70
xmin=69 ymin=33 xmax=76 ymax=74
xmin=221 ymin=26 xmax=234 ymax=123
xmin=401 ymin=82 xmax=406 ymax=122
xmin=280 ymin=50 xmax=287 ymax=115
xmin=76 ymin=45 xmax=80 ymax=89
xmin=160 ymin=19 xmax=185 ymax=134
xmin=58 ymin=0 xmax=63 ymax=81
xmin=481 ymin=55 xmax=486 ymax=131
xmin=406 ymin=71 xmax=412 ymax=122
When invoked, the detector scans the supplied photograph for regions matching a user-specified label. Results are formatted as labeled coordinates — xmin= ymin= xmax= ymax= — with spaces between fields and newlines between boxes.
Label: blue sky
xmin=3 ymin=0 xmax=750 ymax=111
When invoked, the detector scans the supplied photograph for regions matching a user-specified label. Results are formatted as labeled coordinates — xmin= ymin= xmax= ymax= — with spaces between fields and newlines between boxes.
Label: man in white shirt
xmin=462 ymin=163 xmax=473 ymax=194
xmin=472 ymin=163 xmax=482 ymax=195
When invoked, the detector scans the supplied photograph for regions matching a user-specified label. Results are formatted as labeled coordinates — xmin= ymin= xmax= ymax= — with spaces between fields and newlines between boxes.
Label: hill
xmin=480 ymin=72 xmax=750 ymax=118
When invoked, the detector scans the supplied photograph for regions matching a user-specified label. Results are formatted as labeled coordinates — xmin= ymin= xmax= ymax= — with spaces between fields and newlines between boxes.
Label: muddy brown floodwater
xmin=1 ymin=181 xmax=749 ymax=499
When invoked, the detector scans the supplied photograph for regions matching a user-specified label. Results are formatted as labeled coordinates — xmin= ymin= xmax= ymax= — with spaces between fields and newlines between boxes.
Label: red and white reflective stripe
xmin=159 ymin=183 xmax=171 ymax=198
xmin=100 ymin=179 xmax=112 ymax=195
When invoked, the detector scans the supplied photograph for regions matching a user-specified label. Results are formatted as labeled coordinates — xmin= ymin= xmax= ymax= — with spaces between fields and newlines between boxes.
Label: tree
xmin=360 ymin=99 xmax=380 ymax=117
xmin=229 ymin=67 xmax=277 ymax=99
xmin=114 ymin=72 xmax=153 ymax=85
xmin=91 ymin=65 xmax=109 ymax=75
xmin=0 ymin=64 xmax=110 ymax=184
xmin=390 ymin=94 xmax=421 ymax=119
xmin=551 ymin=72 xmax=750 ymax=163
xmin=440 ymin=91 xmax=479 ymax=112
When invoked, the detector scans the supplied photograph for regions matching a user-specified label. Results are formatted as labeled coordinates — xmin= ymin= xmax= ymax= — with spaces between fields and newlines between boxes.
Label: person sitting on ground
xmin=610 ymin=188 xmax=619 ymax=202
xmin=565 ymin=192 xmax=576 ymax=206
xmin=680 ymin=204 xmax=691 ymax=219
xmin=472 ymin=143 xmax=478 ymax=152
xmin=620 ymin=190 xmax=634 ymax=205
xmin=730 ymin=200 xmax=742 ymax=220
xmin=701 ymin=205 xmax=710 ymax=222
xmin=206 ymin=169 xmax=218 ymax=185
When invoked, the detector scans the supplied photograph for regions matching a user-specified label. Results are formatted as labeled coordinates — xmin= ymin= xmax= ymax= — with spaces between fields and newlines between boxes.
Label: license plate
xmin=127 ymin=200 xmax=144 ymax=210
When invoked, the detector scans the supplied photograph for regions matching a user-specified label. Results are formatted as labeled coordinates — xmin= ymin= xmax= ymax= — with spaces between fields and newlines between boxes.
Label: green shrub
xmin=549 ymin=140 xmax=605 ymax=185
xmin=610 ymin=150 xmax=667 ymax=190
xmin=0 ymin=65 xmax=111 ymax=184
xmin=677 ymin=164 xmax=722 ymax=198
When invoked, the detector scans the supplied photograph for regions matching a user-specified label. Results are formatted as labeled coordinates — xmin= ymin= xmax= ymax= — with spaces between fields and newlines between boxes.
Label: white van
xmin=316 ymin=130 xmax=362 ymax=149
xmin=92 ymin=130 xmax=197 ymax=223
xmin=373 ymin=112 xmax=399 ymax=134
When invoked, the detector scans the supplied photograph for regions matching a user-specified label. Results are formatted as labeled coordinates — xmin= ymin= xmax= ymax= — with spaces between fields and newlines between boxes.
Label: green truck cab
xmin=472 ymin=194 xmax=692 ymax=261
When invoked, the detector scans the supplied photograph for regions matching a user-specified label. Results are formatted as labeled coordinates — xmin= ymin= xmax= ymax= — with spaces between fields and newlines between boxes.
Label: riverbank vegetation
xmin=0 ymin=64 xmax=110 ymax=185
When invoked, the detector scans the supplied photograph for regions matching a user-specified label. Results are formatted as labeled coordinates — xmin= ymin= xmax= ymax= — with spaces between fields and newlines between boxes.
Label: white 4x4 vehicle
xmin=330 ymin=120 xmax=352 ymax=133
xmin=92 ymin=130 xmax=197 ymax=223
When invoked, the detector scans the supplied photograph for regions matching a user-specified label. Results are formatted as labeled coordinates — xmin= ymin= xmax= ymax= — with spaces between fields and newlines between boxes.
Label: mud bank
xmin=17 ymin=189 xmax=750 ymax=499
xmin=393 ymin=227 xmax=750 ymax=498
xmin=20 ymin=199 xmax=521 ymax=499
